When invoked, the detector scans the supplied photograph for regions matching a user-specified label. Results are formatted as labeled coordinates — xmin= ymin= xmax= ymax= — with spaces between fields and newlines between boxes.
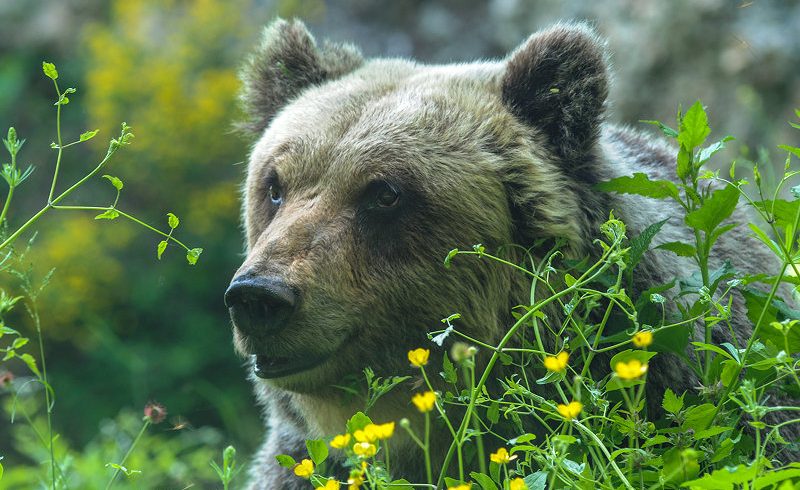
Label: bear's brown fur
xmin=226 ymin=19 xmax=793 ymax=488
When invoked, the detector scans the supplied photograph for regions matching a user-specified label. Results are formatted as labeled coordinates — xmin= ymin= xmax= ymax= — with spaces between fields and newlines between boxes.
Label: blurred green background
xmin=0 ymin=0 xmax=798 ymax=487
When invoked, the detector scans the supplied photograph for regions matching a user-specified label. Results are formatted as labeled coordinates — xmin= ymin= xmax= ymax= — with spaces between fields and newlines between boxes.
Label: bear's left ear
xmin=502 ymin=23 xmax=609 ymax=161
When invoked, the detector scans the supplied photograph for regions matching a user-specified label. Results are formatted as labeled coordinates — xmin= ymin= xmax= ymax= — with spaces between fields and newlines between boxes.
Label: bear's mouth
xmin=253 ymin=353 xmax=329 ymax=378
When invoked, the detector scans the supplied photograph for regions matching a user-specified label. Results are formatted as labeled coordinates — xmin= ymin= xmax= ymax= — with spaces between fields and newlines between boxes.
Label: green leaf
xmin=186 ymin=247 xmax=203 ymax=265
xmin=79 ymin=129 xmax=99 ymax=142
xmin=157 ymin=240 xmax=168 ymax=260
xmin=42 ymin=61 xmax=58 ymax=80
xmin=677 ymin=146 xmax=692 ymax=180
xmin=694 ymin=426 xmax=732 ymax=440
xmin=306 ymin=439 xmax=328 ymax=465
xmin=685 ymin=184 xmax=739 ymax=233
xmin=741 ymin=288 xmax=800 ymax=353
xmin=682 ymin=403 xmax=716 ymax=432
xmin=564 ymin=273 xmax=576 ymax=287
xmin=662 ymin=388 xmax=684 ymax=414
xmin=469 ymin=472 xmax=498 ymax=490
xmin=444 ymin=248 xmax=459 ymax=268
xmin=95 ymin=209 xmax=120 ymax=220
xmin=487 ymin=400 xmax=500 ymax=424
xmin=627 ymin=218 xmax=669 ymax=269
xmin=595 ymin=173 xmax=679 ymax=200
xmin=275 ymin=454 xmax=296 ymax=469
xmin=778 ymin=144 xmax=800 ymax=160
xmin=523 ymin=471 xmax=548 ymax=490
xmin=346 ymin=411 xmax=372 ymax=433
xmin=641 ymin=119 xmax=679 ymax=138
xmin=102 ymin=174 xmax=124 ymax=191
xmin=19 ymin=353 xmax=41 ymax=377
xmin=167 ymin=212 xmax=180 ymax=229
xmin=678 ymin=101 xmax=711 ymax=150
xmin=696 ymin=136 xmax=734 ymax=165
xmin=656 ymin=241 xmax=696 ymax=257
xmin=441 ymin=353 xmax=457 ymax=383
xmin=681 ymin=464 xmax=757 ymax=489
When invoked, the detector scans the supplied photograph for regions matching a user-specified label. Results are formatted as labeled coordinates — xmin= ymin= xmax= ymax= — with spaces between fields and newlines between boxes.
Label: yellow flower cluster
xmin=408 ymin=348 xmax=430 ymax=367
xmin=556 ymin=400 xmax=583 ymax=420
xmin=614 ymin=359 xmax=648 ymax=380
xmin=412 ymin=391 xmax=437 ymax=412
xmin=294 ymin=459 xmax=314 ymax=478
xmin=354 ymin=422 xmax=395 ymax=443
xmin=489 ymin=447 xmax=517 ymax=465
xmin=315 ymin=480 xmax=340 ymax=490
xmin=510 ymin=478 xmax=528 ymax=490
xmin=353 ymin=442 xmax=377 ymax=458
xmin=543 ymin=351 xmax=569 ymax=372
xmin=632 ymin=330 xmax=653 ymax=348
xmin=448 ymin=484 xmax=472 ymax=490
xmin=330 ymin=433 xmax=351 ymax=449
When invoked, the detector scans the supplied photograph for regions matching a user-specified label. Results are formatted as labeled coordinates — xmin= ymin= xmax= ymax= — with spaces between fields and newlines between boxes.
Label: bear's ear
xmin=238 ymin=18 xmax=364 ymax=136
xmin=502 ymin=23 xmax=609 ymax=161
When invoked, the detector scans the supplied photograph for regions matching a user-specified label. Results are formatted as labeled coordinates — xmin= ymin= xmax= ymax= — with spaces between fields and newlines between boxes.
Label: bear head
xmin=225 ymin=19 xmax=610 ymax=394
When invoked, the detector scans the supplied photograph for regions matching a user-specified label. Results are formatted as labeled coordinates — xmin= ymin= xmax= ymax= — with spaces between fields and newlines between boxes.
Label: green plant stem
xmin=106 ymin=419 xmax=151 ymax=489
xmin=436 ymin=240 xmax=619 ymax=488
xmin=30 ymin=302 xmax=56 ymax=490
xmin=48 ymin=79 xmax=63 ymax=203
xmin=423 ymin=412 xmax=432 ymax=486
xmin=573 ymin=421 xmax=634 ymax=490
xmin=0 ymin=185 xmax=14 ymax=226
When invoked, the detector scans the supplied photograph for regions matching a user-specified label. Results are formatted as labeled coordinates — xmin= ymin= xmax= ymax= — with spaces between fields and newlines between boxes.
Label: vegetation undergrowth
xmin=280 ymin=102 xmax=800 ymax=489
xmin=0 ymin=64 xmax=240 ymax=488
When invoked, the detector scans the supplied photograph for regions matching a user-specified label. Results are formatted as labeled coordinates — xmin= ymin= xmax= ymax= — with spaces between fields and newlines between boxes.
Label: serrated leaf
xmin=306 ymin=439 xmax=328 ymax=465
xmin=685 ymin=184 xmax=739 ymax=233
xmin=19 ymin=353 xmax=40 ymax=377
xmin=682 ymin=403 xmax=716 ymax=432
xmin=595 ymin=173 xmax=679 ymax=200
xmin=275 ymin=454 xmax=296 ymax=468
xmin=524 ymin=471 xmax=548 ymax=490
xmin=167 ymin=212 xmax=179 ymax=229
xmin=79 ymin=130 xmax=99 ymax=142
xmin=678 ymin=101 xmax=711 ymax=150
xmin=627 ymin=218 xmax=669 ymax=269
xmin=656 ymin=241 xmax=696 ymax=257
xmin=157 ymin=240 xmax=168 ymax=260
xmin=696 ymin=136 xmax=734 ymax=165
xmin=95 ymin=209 xmax=120 ymax=220
xmin=102 ymin=174 xmax=123 ymax=191
xmin=186 ymin=247 xmax=203 ymax=265
xmin=487 ymin=400 xmax=500 ymax=424
xmin=42 ymin=61 xmax=58 ymax=80
xmin=441 ymin=353 xmax=457 ymax=383
xmin=662 ymin=388 xmax=684 ymax=414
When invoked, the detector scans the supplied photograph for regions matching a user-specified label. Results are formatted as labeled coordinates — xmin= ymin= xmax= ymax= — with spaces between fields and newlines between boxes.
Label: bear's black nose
xmin=224 ymin=275 xmax=297 ymax=335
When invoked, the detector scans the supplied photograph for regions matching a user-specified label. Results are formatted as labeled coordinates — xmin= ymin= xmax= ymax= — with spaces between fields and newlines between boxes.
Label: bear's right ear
xmin=238 ymin=18 xmax=363 ymax=136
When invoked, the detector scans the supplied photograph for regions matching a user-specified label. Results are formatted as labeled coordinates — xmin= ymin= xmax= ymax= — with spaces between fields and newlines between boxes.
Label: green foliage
xmin=274 ymin=103 xmax=800 ymax=489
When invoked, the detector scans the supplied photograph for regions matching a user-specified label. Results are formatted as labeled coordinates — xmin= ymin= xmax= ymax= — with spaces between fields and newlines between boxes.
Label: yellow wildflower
xmin=632 ymin=330 xmax=653 ymax=348
xmin=294 ymin=459 xmax=314 ymax=478
xmin=556 ymin=400 xmax=583 ymax=420
xmin=355 ymin=422 xmax=395 ymax=442
xmin=352 ymin=442 xmax=377 ymax=458
xmin=412 ymin=391 xmax=437 ymax=413
xmin=330 ymin=433 xmax=351 ymax=449
xmin=509 ymin=478 xmax=528 ymax=490
xmin=316 ymin=480 xmax=341 ymax=490
xmin=347 ymin=473 xmax=364 ymax=489
xmin=543 ymin=351 xmax=569 ymax=372
xmin=408 ymin=348 xmax=430 ymax=367
xmin=489 ymin=447 xmax=516 ymax=465
xmin=614 ymin=359 xmax=648 ymax=380
xmin=448 ymin=484 xmax=472 ymax=490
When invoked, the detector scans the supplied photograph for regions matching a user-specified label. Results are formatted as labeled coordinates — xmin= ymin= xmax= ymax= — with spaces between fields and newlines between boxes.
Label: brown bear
xmin=225 ymin=19 xmax=789 ymax=488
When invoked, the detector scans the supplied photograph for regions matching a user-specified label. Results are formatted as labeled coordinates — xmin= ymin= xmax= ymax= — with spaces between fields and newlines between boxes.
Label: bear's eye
xmin=373 ymin=181 xmax=400 ymax=208
xmin=268 ymin=183 xmax=283 ymax=205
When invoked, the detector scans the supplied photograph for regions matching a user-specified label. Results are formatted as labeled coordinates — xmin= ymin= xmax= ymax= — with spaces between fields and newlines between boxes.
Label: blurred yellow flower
xmin=412 ymin=391 xmax=436 ymax=413
xmin=489 ymin=447 xmax=516 ymax=465
xmin=347 ymin=473 xmax=364 ymax=490
xmin=448 ymin=484 xmax=472 ymax=490
xmin=330 ymin=433 xmax=351 ymax=449
xmin=632 ymin=330 xmax=653 ymax=348
xmin=556 ymin=400 xmax=583 ymax=420
xmin=353 ymin=442 xmax=377 ymax=458
xmin=316 ymin=480 xmax=340 ymax=490
xmin=543 ymin=351 xmax=569 ymax=372
xmin=408 ymin=348 xmax=430 ymax=367
xmin=294 ymin=459 xmax=314 ymax=478
xmin=614 ymin=359 xmax=648 ymax=380
xmin=355 ymin=422 xmax=395 ymax=443
xmin=509 ymin=478 xmax=528 ymax=490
